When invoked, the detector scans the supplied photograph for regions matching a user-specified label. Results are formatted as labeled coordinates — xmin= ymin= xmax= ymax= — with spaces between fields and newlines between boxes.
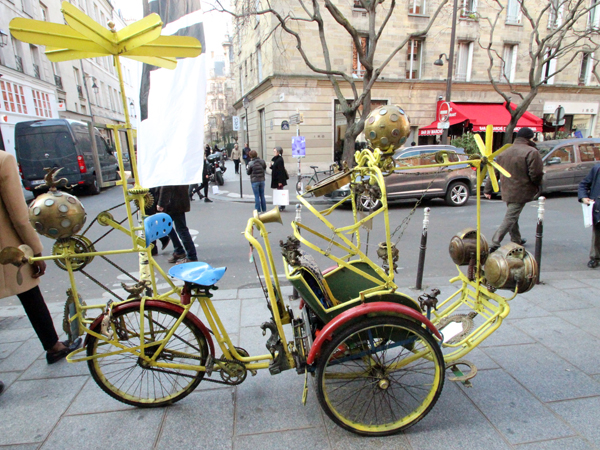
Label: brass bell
xmin=449 ymin=228 xmax=489 ymax=266
xmin=484 ymin=243 xmax=538 ymax=293
xmin=254 ymin=207 xmax=283 ymax=225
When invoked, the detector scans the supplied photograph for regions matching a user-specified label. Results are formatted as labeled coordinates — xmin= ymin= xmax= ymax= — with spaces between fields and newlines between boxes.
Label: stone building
xmin=232 ymin=0 xmax=600 ymax=168
xmin=0 ymin=0 xmax=140 ymax=158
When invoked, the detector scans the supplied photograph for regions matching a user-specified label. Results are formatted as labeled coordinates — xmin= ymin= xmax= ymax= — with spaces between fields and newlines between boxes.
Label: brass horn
xmin=253 ymin=207 xmax=283 ymax=225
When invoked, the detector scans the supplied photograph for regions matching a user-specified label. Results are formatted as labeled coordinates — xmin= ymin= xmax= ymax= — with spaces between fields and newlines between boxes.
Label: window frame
xmin=352 ymin=36 xmax=368 ymax=77
xmin=459 ymin=0 xmax=478 ymax=18
xmin=501 ymin=44 xmax=518 ymax=82
xmin=409 ymin=0 xmax=426 ymax=15
xmin=505 ymin=0 xmax=522 ymax=24
xmin=406 ymin=39 xmax=423 ymax=80
xmin=542 ymin=48 xmax=557 ymax=85
xmin=455 ymin=41 xmax=474 ymax=82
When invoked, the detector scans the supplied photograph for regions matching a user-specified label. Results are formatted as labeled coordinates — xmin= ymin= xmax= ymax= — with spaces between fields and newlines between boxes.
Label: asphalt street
xmin=6 ymin=159 xmax=588 ymax=307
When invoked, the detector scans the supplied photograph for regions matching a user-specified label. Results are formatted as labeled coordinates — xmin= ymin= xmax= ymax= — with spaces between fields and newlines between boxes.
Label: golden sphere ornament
xmin=29 ymin=189 xmax=87 ymax=240
xmin=364 ymin=105 xmax=411 ymax=154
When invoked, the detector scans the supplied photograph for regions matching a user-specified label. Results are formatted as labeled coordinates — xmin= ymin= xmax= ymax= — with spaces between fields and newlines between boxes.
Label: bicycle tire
xmin=316 ymin=316 xmax=444 ymax=436
xmin=87 ymin=303 xmax=209 ymax=407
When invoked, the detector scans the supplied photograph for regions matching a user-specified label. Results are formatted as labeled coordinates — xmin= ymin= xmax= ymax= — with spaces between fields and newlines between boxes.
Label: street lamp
xmin=129 ymin=100 xmax=137 ymax=119
xmin=433 ymin=0 xmax=459 ymax=144
xmin=91 ymin=78 xmax=99 ymax=95
xmin=242 ymin=96 xmax=250 ymax=149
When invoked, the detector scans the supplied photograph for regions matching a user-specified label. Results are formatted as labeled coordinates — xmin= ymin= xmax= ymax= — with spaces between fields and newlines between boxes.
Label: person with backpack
xmin=247 ymin=150 xmax=267 ymax=213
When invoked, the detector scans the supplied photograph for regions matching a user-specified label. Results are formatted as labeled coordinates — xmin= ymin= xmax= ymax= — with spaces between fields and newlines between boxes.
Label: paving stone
xmin=483 ymin=343 xmax=600 ymax=402
xmin=0 ymin=340 xmax=44 ymax=373
xmin=240 ymin=297 xmax=271 ymax=327
xmin=515 ymin=437 xmax=594 ymax=450
xmin=0 ymin=444 xmax=41 ymax=450
xmin=235 ymin=368 xmax=323 ymax=435
xmin=511 ymin=316 xmax=600 ymax=375
xmin=579 ymin=278 xmax=600 ymax=289
xmin=324 ymin=419 xmax=412 ymax=450
xmin=507 ymin=297 xmax=552 ymax=320
xmin=555 ymin=308 xmax=600 ymax=339
xmin=237 ymin=322 xmax=292 ymax=361
xmin=212 ymin=288 xmax=238 ymax=300
xmin=0 ymin=316 xmax=34 ymax=330
xmin=527 ymin=287 xmax=594 ymax=312
xmin=237 ymin=287 xmax=266 ymax=298
xmin=235 ymin=428 xmax=330 ymax=450
xmin=549 ymin=397 xmax=600 ymax=444
xmin=156 ymin=390 xmax=233 ymax=450
xmin=479 ymin=323 xmax=537 ymax=348
xmin=194 ymin=299 xmax=241 ymax=335
xmin=459 ymin=347 xmax=500 ymax=371
xmin=544 ymin=279 xmax=589 ymax=290
xmin=458 ymin=369 xmax=573 ymax=444
xmin=0 ymin=342 xmax=22 ymax=360
xmin=66 ymin=377 xmax=134 ymax=415
xmin=40 ymin=408 xmax=164 ymax=450
xmin=0 ymin=376 xmax=87 ymax=446
xmin=0 ymin=371 xmax=23 ymax=392
xmin=20 ymin=357 xmax=90 ymax=380
xmin=406 ymin=381 xmax=511 ymax=450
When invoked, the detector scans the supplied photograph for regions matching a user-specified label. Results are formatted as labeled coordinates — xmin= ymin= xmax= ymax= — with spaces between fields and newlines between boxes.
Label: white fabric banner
xmin=138 ymin=55 xmax=206 ymax=188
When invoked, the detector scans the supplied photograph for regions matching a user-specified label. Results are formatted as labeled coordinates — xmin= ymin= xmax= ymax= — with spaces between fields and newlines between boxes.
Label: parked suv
xmin=15 ymin=119 xmax=119 ymax=196
xmin=326 ymin=145 xmax=477 ymax=208
xmin=538 ymin=138 xmax=600 ymax=193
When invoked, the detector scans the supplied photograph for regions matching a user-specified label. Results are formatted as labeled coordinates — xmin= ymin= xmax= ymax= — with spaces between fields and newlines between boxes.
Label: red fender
xmin=83 ymin=300 xmax=215 ymax=356
xmin=306 ymin=301 xmax=441 ymax=365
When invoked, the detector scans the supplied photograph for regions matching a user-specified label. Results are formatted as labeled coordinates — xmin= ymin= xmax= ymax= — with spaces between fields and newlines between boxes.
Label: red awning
xmin=418 ymin=101 xmax=543 ymax=136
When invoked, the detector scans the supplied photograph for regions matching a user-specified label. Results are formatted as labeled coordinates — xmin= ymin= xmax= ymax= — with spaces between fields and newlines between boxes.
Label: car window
xmin=550 ymin=146 xmax=574 ymax=163
xmin=579 ymin=144 xmax=600 ymax=162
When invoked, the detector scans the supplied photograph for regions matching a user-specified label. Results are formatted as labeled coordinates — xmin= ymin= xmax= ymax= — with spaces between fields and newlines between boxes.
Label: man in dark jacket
xmin=484 ymin=127 xmax=544 ymax=252
xmin=578 ymin=164 xmax=600 ymax=267
xmin=157 ymin=185 xmax=197 ymax=263
xmin=242 ymin=143 xmax=251 ymax=167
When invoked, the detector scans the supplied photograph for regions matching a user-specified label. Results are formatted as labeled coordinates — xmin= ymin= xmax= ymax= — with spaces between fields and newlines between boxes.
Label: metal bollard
xmin=415 ymin=207 xmax=431 ymax=290
xmin=534 ymin=197 xmax=545 ymax=284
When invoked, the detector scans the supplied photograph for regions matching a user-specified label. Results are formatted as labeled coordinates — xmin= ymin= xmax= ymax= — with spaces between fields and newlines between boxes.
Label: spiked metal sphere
xmin=29 ymin=190 xmax=87 ymax=240
xmin=364 ymin=105 xmax=411 ymax=154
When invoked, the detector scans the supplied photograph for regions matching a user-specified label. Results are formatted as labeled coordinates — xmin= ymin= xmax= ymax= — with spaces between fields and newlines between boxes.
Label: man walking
xmin=242 ymin=143 xmax=251 ymax=167
xmin=157 ymin=185 xmax=198 ymax=263
xmin=231 ymin=143 xmax=241 ymax=174
xmin=578 ymin=164 xmax=600 ymax=268
xmin=484 ymin=127 xmax=543 ymax=252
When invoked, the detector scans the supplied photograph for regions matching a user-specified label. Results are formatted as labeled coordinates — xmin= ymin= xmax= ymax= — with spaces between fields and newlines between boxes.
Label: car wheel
xmin=445 ymin=181 xmax=469 ymax=206
xmin=357 ymin=194 xmax=382 ymax=211
xmin=88 ymin=177 xmax=101 ymax=195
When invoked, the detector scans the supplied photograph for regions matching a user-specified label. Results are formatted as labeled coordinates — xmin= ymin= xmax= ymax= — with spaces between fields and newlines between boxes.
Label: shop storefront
xmin=543 ymin=101 xmax=598 ymax=139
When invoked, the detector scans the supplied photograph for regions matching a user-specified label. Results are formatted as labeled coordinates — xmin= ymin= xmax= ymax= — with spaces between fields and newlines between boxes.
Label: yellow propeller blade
xmin=123 ymin=35 xmax=202 ymax=58
xmin=473 ymin=133 xmax=488 ymax=156
xmin=125 ymin=55 xmax=178 ymax=70
xmin=9 ymin=18 xmax=108 ymax=53
xmin=490 ymin=143 xmax=512 ymax=160
xmin=114 ymin=13 xmax=162 ymax=54
xmin=488 ymin=166 xmax=500 ymax=192
xmin=477 ymin=164 xmax=488 ymax=187
xmin=45 ymin=47 xmax=108 ymax=62
xmin=491 ymin=160 xmax=512 ymax=178
xmin=485 ymin=124 xmax=493 ymax=154
xmin=61 ymin=1 xmax=117 ymax=54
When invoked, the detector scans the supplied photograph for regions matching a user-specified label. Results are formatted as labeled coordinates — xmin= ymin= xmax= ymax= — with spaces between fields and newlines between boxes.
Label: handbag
xmin=273 ymin=189 xmax=289 ymax=206
xmin=284 ymin=168 xmax=289 ymax=180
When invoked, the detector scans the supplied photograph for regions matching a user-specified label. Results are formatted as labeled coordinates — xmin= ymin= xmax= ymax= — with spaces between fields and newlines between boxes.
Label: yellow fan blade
xmin=488 ymin=166 xmax=500 ymax=192
xmin=123 ymin=35 xmax=202 ymax=58
xmin=125 ymin=55 xmax=178 ymax=70
xmin=491 ymin=160 xmax=511 ymax=178
xmin=485 ymin=124 xmax=493 ymax=155
xmin=115 ymin=13 xmax=162 ymax=54
xmin=9 ymin=18 xmax=109 ymax=54
xmin=61 ymin=1 xmax=117 ymax=54
xmin=477 ymin=164 xmax=488 ymax=187
xmin=473 ymin=133 xmax=488 ymax=156
xmin=490 ymin=143 xmax=512 ymax=160
xmin=45 ymin=47 xmax=107 ymax=62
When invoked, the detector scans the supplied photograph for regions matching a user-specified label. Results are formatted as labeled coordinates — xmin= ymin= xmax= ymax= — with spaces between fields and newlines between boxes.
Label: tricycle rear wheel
xmin=315 ymin=316 xmax=444 ymax=436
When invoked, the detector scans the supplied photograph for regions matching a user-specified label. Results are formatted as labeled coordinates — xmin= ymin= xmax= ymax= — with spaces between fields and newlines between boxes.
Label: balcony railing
xmin=77 ymin=85 xmax=84 ymax=98
xmin=15 ymin=55 xmax=23 ymax=73
xmin=54 ymin=75 xmax=63 ymax=90
xmin=33 ymin=64 xmax=40 ymax=79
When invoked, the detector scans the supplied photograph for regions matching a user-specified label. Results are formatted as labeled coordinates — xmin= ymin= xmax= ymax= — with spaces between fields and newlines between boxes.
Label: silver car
xmin=326 ymin=145 xmax=478 ymax=208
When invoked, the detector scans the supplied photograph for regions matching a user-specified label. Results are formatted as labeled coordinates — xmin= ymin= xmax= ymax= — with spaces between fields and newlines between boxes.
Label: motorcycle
xmin=207 ymin=151 xmax=226 ymax=186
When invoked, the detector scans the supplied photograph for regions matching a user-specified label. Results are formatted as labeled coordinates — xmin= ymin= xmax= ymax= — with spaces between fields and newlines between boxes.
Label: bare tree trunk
xmin=502 ymin=89 xmax=538 ymax=145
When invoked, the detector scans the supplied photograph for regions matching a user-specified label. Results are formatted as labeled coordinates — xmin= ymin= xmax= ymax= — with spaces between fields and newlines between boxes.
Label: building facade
xmin=0 ymin=0 xmax=141 ymax=158
xmin=232 ymin=0 xmax=600 ymax=169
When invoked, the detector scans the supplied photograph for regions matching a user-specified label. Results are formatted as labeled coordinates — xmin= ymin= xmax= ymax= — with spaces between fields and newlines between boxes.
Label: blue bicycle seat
xmin=144 ymin=213 xmax=173 ymax=247
xmin=168 ymin=262 xmax=227 ymax=287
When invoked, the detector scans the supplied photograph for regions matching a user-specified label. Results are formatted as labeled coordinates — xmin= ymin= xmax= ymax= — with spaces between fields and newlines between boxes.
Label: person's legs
xmin=171 ymin=212 xmax=197 ymax=261
xmin=234 ymin=159 xmax=240 ymax=174
xmin=17 ymin=286 xmax=59 ymax=351
xmin=168 ymin=214 xmax=185 ymax=258
xmin=251 ymin=181 xmax=261 ymax=211
xmin=277 ymin=185 xmax=285 ymax=211
xmin=259 ymin=181 xmax=266 ymax=212
xmin=508 ymin=217 xmax=522 ymax=244
xmin=491 ymin=202 xmax=526 ymax=247
xmin=590 ymin=224 xmax=600 ymax=261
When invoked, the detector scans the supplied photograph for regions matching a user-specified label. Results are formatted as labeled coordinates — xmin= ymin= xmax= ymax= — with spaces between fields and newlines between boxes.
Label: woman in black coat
xmin=270 ymin=146 xmax=288 ymax=210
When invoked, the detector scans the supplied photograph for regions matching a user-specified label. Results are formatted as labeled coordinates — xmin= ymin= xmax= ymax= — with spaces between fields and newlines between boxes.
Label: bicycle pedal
xmin=205 ymin=355 xmax=214 ymax=377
